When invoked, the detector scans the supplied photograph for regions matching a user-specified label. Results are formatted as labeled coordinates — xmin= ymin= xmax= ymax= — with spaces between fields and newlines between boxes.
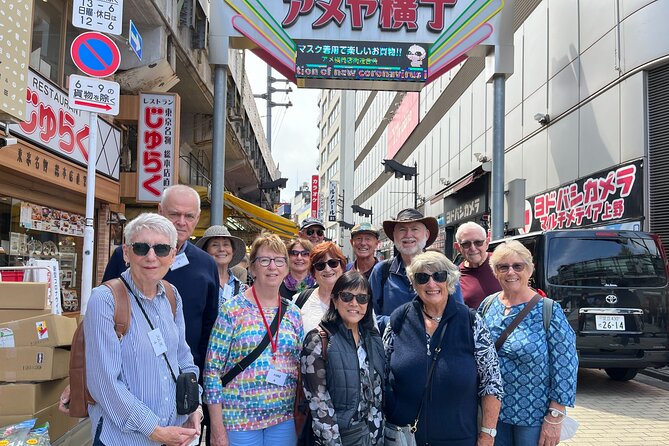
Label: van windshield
xmin=547 ymin=236 xmax=668 ymax=287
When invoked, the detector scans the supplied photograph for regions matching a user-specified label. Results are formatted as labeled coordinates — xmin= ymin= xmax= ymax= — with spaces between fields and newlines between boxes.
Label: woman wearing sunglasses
xmin=300 ymin=271 xmax=385 ymax=446
xmin=85 ymin=213 xmax=202 ymax=446
xmin=204 ymin=232 xmax=303 ymax=446
xmin=297 ymin=241 xmax=347 ymax=334
xmin=479 ymin=241 xmax=577 ymax=446
xmin=279 ymin=238 xmax=316 ymax=300
xmin=384 ymin=251 xmax=503 ymax=446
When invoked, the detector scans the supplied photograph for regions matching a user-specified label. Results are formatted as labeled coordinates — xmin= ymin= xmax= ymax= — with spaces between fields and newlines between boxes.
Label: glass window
xmin=30 ymin=0 xmax=66 ymax=85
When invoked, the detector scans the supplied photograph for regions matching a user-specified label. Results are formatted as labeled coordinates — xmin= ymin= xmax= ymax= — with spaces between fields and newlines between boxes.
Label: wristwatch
xmin=548 ymin=408 xmax=566 ymax=418
xmin=480 ymin=427 xmax=497 ymax=438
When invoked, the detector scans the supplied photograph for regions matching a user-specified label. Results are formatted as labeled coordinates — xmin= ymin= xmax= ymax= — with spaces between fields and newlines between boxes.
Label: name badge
xmin=147 ymin=328 xmax=168 ymax=356
xmin=171 ymin=252 xmax=190 ymax=270
xmin=266 ymin=368 xmax=288 ymax=386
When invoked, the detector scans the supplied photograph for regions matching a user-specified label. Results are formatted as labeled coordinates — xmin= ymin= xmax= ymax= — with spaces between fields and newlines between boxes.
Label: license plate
xmin=595 ymin=315 xmax=625 ymax=331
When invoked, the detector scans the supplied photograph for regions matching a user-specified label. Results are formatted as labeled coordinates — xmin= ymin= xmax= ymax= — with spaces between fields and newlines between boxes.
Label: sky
xmin=244 ymin=51 xmax=320 ymax=203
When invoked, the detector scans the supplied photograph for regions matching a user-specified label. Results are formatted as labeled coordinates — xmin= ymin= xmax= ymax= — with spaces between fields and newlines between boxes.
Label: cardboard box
xmin=0 ymin=378 xmax=69 ymax=415
xmin=0 ymin=402 xmax=81 ymax=441
xmin=0 ymin=282 xmax=49 ymax=309
xmin=0 ymin=309 xmax=50 ymax=324
xmin=0 ymin=347 xmax=70 ymax=382
xmin=0 ymin=315 xmax=77 ymax=348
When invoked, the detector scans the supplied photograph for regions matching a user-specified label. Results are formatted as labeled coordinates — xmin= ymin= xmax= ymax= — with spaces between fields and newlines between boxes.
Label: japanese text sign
xmin=137 ymin=93 xmax=178 ymax=202
xmin=68 ymin=74 xmax=120 ymax=115
xmin=522 ymin=160 xmax=643 ymax=233
xmin=72 ymin=0 xmax=123 ymax=35
xmin=311 ymin=175 xmax=319 ymax=218
xmin=328 ymin=181 xmax=338 ymax=222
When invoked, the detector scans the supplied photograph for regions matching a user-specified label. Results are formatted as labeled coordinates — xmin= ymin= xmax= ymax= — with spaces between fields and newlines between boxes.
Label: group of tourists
xmin=60 ymin=184 xmax=578 ymax=446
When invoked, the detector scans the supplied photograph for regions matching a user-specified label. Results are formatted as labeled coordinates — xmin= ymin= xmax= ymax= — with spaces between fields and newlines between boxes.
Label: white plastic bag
xmin=560 ymin=416 xmax=579 ymax=441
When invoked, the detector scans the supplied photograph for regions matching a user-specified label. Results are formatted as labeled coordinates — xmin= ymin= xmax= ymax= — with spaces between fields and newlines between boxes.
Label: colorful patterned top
xmin=479 ymin=296 xmax=578 ymax=426
xmin=203 ymin=293 xmax=303 ymax=431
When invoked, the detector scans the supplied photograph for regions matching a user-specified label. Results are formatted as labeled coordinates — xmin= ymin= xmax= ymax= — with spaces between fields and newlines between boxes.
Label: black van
xmin=490 ymin=230 xmax=669 ymax=381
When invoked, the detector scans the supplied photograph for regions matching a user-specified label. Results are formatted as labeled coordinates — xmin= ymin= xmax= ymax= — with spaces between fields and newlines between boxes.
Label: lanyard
xmin=251 ymin=286 xmax=281 ymax=358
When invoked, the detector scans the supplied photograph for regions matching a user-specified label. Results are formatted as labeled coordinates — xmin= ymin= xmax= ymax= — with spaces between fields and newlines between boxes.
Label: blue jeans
xmin=495 ymin=421 xmax=542 ymax=446
xmin=226 ymin=419 xmax=296 ymax=446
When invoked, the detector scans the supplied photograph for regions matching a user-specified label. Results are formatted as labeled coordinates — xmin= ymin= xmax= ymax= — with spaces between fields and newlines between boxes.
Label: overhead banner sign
xmin=10 ymin=70 xmax=121 ymax=179
xmin=137 ymin=93 xmax=180 ymax=202
xmin=521 ymin=160 xmax=644 ymax=233
xmin=213 ymin=0 xmax=507 ymax=91
xmin=311 ymin=175 xmax=319 ymax=218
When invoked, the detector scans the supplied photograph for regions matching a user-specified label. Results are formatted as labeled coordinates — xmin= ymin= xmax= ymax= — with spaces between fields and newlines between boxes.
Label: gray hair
xmin=124 ymin=213 xmax=177 ymax=247
xmin=161 ymin=185 xmax=201 ymax=212
xmin=455 ymin=221 xmax=486 ymax=243
xmin=490 ymin=240 xmax=534 ymax=273
xmin=407 ymin=251 xmax=460 ymax=295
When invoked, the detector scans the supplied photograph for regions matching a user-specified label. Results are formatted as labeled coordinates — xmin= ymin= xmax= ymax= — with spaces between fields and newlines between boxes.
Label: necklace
xmin=422 ymin=308 xmax=442 ymax=322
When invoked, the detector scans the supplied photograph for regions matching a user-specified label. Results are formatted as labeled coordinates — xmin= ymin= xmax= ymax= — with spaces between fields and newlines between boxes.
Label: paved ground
xmin=562 ymin=369 xmax=669 ymax=446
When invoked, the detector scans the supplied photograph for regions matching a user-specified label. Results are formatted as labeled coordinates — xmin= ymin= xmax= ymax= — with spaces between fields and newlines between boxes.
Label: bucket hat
xmin=195 ymin=225 xmax=246 ymax=267
xmin=383 ymin=209 xmax=438 ymax=247
xmin=350 ymin=222 xmax=380 ymax=238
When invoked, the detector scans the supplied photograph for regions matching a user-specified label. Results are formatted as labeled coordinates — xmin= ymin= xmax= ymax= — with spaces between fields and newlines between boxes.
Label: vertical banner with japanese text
xmin=137 ymin=93 xmax=180 ymax=202
xmin=328 ymin=180 xmax=338 ymax=222
xmin=311 ymin=175 xmax=319 ymax=218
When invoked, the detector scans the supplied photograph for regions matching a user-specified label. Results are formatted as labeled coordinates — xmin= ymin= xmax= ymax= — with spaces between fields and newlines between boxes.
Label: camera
xmin=0 ymin=137 xmax=18 ymax=148
xmin=117 ymin=213 xmax=127 ymax=224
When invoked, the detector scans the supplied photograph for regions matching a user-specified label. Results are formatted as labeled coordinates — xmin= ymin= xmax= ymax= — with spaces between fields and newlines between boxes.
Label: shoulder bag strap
xmin=220 ymin=298 xmax=288 ymax=387
xmin=495 ymin=293 xmax=541 ymax=351
xmin=161 ymin=280 xmax=177 ymax=318
xmin=103 ymin=278 xmax=131 ymax=339
xmin=316 ymin=324 xmax=330 ymax=361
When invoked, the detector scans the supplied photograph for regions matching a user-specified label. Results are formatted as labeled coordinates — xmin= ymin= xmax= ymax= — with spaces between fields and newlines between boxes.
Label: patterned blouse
xmin=203 ymin=294 xmax=303 ymax=431
xmin=479 ymin=296 xmax=578 ymax=426
xmin=301 ymin=330 xmax=384 ymax=445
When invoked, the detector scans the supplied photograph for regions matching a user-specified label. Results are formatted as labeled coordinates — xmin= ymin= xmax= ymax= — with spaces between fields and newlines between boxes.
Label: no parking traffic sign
xmin=70 ymin=32 xmax=121 ymax=78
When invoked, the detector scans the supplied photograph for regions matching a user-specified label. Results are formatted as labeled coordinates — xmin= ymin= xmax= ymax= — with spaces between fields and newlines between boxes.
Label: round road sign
xmin=70 ymin=32 xmax=121 ymax=78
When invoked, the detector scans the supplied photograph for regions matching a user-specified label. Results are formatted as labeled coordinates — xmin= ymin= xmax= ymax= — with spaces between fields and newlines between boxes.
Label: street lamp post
xmin=351 ymin=204 xmax=373 ymax=223
xmin=382 ymin=159 xmax=419 ymax=208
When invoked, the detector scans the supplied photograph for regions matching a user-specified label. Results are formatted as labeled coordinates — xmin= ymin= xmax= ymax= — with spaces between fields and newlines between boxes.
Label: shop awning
xmin=429 ymin=166 xmax=486 ymax=204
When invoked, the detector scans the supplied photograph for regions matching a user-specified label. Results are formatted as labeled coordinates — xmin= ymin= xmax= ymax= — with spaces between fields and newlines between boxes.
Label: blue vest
xmin=387 ymin=298 xmax=479 ymax=445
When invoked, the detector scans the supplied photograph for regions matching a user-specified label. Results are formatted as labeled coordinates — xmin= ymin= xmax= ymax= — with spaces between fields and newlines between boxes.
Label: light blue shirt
xmin=218 ymin=269 xmax=246 ymax=309
xmin=85 ymin=270 xmax=198 ymax=445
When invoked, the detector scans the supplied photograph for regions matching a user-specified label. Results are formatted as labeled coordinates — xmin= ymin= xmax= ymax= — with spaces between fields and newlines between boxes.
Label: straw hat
xmin=195 ymin=225 xmax=246 ymax=267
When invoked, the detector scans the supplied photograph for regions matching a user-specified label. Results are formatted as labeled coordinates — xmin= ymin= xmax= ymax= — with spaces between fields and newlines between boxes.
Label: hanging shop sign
xmin=387 ymin=92 xmax=419 ymax=158
xmin=9 ymin=70 xmax=121 ymax=179
xmin=311 ymin=175 xmax=319 ymax=218
xmin=213 ymin=0 xmax=507 ymax=91
xmin=328 ymin=180 xmax=338 ymax=222
xmin=137 ymin=92 xmax=179 ymax=202
xmin=443 ymin=174 xmax=489 ymax=227
xmin=521 ymin=160 xmax=644 ymax=233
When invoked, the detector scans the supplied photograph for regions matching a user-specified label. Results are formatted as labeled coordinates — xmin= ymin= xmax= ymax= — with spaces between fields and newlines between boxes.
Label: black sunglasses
xmin=313 ymin=259 xmax=341 ymax=271
xmin=306 ymin=228 xmax=324 ymax=237
xmin=131 ymin=242 xmax=173 ymax=257
xmin=414 ymin=271 xmax=449 ymax=285
xmin=459 ymin=239 xmax=485 ymax=249
xmin=338 ymin=291 xmax=371 ymax=304
xmin=289 ymin=249 xmax=310 ymax=257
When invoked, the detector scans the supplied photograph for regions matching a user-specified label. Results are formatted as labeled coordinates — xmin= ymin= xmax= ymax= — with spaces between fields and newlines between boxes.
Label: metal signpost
xmin=70 ymin=3 xmax=122 ymax=314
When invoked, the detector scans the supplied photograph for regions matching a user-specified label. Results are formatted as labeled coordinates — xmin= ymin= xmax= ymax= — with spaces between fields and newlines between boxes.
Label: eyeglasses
xmin=306 ymin=228 xmax=324 ymax=237
xmin=165 ymin=211 xmax=198 ymax=223
xmin=289 ymin=249 xmax=310 ymax=257
xmin=413 ymin=271 xmax=449 ymax=285
xmin=495 ymin=263 xmax=526 ymax=273
xmin=253 ymin=257 xmax=287 ymax=267
xmin=338 ymin=291 xmax=371 ymax=305
xmin=313 ymin=259 xmax=341 ymax=271
xmin=131 ymin=242 xmax=173 ymax=257
xmin=459 ymin=239 xmax=485 ymax=249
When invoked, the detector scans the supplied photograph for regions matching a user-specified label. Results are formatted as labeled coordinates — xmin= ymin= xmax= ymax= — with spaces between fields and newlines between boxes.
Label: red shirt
xmin=459 ymin=256 xmax=502 ymax=309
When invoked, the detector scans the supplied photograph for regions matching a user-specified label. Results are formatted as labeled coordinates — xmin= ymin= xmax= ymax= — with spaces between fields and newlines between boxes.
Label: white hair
xmin=124 ymin=213 xmax=177 ymax=247
xmin=160 ymin=185 xmax=201 ymax=211
xmin=455 ymin=221 xmax=486 ymax=243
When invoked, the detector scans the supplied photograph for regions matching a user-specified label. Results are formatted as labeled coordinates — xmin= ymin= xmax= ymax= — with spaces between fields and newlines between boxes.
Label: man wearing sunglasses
xmin=454 ymin=221 xmax=501 ymax=309
xmin=298 ymin=217 xmax=326 ymax=245
xmin=345 ymin=222 xmax=380 ymax=280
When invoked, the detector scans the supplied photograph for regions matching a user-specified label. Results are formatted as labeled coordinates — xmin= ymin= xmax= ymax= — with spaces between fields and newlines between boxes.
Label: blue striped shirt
xmin=85 ymin=270 xmax=199 ymax=445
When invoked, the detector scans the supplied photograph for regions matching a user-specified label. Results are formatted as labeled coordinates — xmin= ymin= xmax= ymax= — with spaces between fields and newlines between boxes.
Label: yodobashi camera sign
xmin=210 ymin=0 xmax=508 ymax=91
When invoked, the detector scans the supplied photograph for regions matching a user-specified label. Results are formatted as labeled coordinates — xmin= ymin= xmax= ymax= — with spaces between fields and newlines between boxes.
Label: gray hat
xmin=351 ymin=222 xmax=380 ymax=238
xmin=299 ymin=217 xmax=325 ymax=231
xmin=195 ymin=225 xmax=246 ymax=267
xmin=383 ymin=208 xmax=439 ymax=247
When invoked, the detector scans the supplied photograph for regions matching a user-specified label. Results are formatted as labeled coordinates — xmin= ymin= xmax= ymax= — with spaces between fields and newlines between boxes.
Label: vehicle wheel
xmin=604 ymin=367 xmax=638 ymax=381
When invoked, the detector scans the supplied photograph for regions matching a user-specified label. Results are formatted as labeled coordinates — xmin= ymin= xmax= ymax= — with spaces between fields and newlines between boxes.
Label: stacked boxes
xmin=0 ymin=283 xmax=80 ymax=440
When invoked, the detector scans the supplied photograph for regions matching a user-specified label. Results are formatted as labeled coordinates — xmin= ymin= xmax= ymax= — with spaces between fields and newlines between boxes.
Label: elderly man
xmin=345 ymin=222 xmax=380 ymax=279
xmin=298 ymin=217 xmax=325 ymax=245
xmin=370 ymin=208 xmax=463 ymax=331
xmin=454 ymin=221 xmax=501 ymax=309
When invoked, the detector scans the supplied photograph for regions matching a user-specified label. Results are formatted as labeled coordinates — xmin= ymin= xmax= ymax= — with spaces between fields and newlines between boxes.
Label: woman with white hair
xmin=383 ymin=251 xmax=503 ymax=446
xmin=85 ymin=213 xmax=202 ymax=446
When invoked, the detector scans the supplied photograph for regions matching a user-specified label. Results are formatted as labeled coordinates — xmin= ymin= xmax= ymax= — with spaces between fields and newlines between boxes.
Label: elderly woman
xmin=480 ymin=241 xmax=578 ymax=446
xmin=196 ymin=225 xmax=247 ymax=307
xmin=280 ymin=238 xmax=315 ymax=300
xmin=300 ymin=271 xmax=385 ymax=445
xmin=295 ymin=241 xmax=346 ymax=333
xmin=204 ymin=232 xmax=303 ymax=446
xmin=384 ymin=251 xmax=503 ymax=446
xmin=85 ymin=213 xmax=201 ymax=446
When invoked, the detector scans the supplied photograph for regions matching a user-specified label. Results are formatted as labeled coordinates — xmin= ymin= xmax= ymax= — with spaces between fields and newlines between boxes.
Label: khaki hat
xmin=195 ymin=225 xmax=246 ymax=267
xmin=350 ymin=222 xmax=380 ymax=238
xmin=383 ymin=208 xmax=439 ymax=247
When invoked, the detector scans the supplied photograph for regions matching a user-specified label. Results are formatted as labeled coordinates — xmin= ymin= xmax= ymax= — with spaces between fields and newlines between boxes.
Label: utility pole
xmin=254 ymin=67 xmax=292 ymax=151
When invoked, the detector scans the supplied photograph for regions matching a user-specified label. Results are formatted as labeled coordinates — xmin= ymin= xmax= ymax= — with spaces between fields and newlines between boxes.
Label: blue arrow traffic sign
xmin=129 ymin=20 xmax=142 ymax=61
xmin=70 ymin=32 xmax=121 ymax=78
